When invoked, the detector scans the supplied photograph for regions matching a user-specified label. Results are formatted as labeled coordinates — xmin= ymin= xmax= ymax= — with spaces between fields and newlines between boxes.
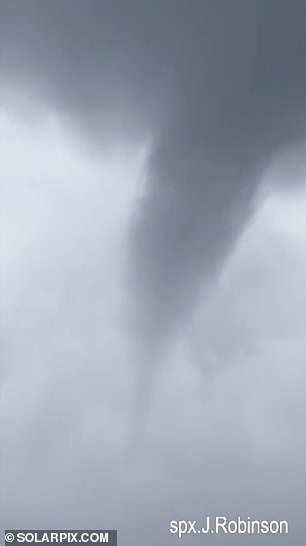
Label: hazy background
xmin=1 ymin=1 xmax=306 ymax=544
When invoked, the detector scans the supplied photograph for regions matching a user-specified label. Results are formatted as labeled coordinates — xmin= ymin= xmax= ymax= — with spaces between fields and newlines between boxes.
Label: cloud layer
xmin=1 ymin=3 xmax=306 ymax=543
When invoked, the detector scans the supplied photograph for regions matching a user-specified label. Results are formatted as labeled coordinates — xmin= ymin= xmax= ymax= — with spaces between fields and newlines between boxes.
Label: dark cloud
xmin=1 ymin=4 xmax=306 ymax=539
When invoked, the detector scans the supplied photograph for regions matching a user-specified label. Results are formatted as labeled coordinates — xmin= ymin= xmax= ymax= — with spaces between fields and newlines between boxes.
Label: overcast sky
xmin=1 ymin=2 xmax=306 ymax=545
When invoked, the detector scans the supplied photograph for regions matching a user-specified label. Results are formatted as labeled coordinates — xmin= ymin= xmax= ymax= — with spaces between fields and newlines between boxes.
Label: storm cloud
xmin=1 ymin=2 xmax=306 ymax=544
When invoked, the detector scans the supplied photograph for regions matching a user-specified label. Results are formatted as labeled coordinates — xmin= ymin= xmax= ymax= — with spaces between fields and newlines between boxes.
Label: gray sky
xmin=1 ymin=2 xmax=306 ymax=545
